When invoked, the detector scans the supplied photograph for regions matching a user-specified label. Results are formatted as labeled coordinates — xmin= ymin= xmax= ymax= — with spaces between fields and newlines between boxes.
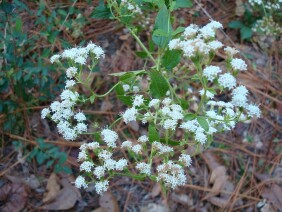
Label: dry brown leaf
xmin=99 ymin=191 xmax=119 ymax=212
xmin=235 ymin=0 xmax=245 ymax=16
xmin=5 ymin=174 xmax=40 ymax=189
xmin=261 ymin=184 xmax=282 ymax=210
xmin=0 ymin=183 xmax=28 ymax=212
xmin=100 ymin=100 xmax=113 ymax=111
xmin=41 ymin=178 xmax=81 ymax=210
xmin=43 ymin=173 xmax=61 ymax=203
xmin=210 ymin=166 xmax=226 ymax=183
xmin=151 ymin=183 xmax=161 ymax=197
xmin=140 ymin=203 xmax=170 ymax=212
xmin=93 ymin=207 xmax=107 ymax=212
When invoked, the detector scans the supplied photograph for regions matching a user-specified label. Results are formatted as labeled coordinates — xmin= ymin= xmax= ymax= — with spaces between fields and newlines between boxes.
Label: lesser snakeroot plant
xmin=42 ymin=2 xmax=261 ymax=195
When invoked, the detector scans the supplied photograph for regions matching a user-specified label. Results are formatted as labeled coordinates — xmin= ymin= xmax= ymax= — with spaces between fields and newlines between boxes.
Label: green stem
xmin=128 ymin=28 xmax=157 ymax=65
xmin=96 ymin=82 xmax=121 ymax=98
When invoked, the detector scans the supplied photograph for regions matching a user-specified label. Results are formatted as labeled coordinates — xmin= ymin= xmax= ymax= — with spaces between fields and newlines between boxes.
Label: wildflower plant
xmin=42 ymin=1 xmax=261 ymax=195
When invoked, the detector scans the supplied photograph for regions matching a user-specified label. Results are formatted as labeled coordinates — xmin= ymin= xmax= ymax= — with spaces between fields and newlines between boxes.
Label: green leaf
xmin=46 ymin=160 xmax=54 ymax=168
xmin=149 ymin=123 xmax=160 ymax=143
xmin=161 ymin=49 xmax=181 ymax=70
xmin=15 ymin=17 xmax=23 ymax=32
xmin=153 ymin=29 xmax=169 ymax=37
xmin=197 ymin=117 xmax=209 ymax=131
xmin=173 ymin=0 xmax=193 ymax=10
xmin=228 ymin=20 xmax=244 ymax=29
xmin=172 ymin=26 xmax=185 ymax=36
xmin=149 ymin=70 xmax=169 ymax=98
xmin=115 ymin=84 xmax=133 ymax=106
xmin=152 ymin=5 xmax=173 ymax=48
xmin=184 ymin=113 xmax=196 ymax=121
xmin=240 ymin=26 xmax=252 ymax=40
xmin=135 ymin=51 xmax=148 ymax=58
xmin=90 ymin=95 xmax=95 ymax=104
xmin=92 ymin=5 xmax=112 ymax=19
xmin=36 ymin=151 xmax=48 ymax=165
xmin=159 ymin=138 xmax=180 ymax=146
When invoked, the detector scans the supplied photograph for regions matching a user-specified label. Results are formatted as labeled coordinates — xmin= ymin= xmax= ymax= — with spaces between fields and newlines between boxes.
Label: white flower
xmin=246 ymin=104 xmax=261 ymax=118
xmin=65 ymin=80 xmax=76 ymax=88
xmin=138 ymin=135 xmax=148 ymax=143
xmin=195 ymin=128 xmax=207 ymax=144
xmin=92 ymin=46 xmax=105 ymax=59
xmin=133 ymin=86 xmax=139 ymax=93
xmin=95 ymin=180 xmax=109 ymax=195
xmin=218 ymin=73 xmax=237 ymax=90
xmin=86 ymin=41 xmax=97 ymax=51
xmin=122 ymin=107 xmax=138 ymax=124
xmin=208 ymin=40 xmax=223 ymax=50
xmin=50 ymin=54 xmax=60 ymax=63
xmin=149 ymin=99 xmax=160 ymax=108
xmin=122 ymin=84 xmax=130 ymax=92
xmin=87 ymin=142 xmax=100 ymax=150
xmin=162 ymin=98 xmax=172 ymax=105
xmin=168 ymin=38 xmax=180 ymax=50
xmin=75 ymin=176 xmax=88 ymax=189
xmin=121 ymin=140 xmax=133 ymax=148
xmin=152 ymin=142 xmax=173 ymax=154
xmin=231 ymin=93 xmax=248 ymax=107
xmin=93 ymin=166 xmax=105 ymax=179
xmin=183 ymin=24 xmax=199 ymax=38
xmin=115 ymin=158 xmax=128 ymax=170
xmin=224 ymin=46 xmax=239 ymax=56
xmin=132 ymin=144 xmax=142 ymax=154
xmin=75 ymin=123 xmax=88 ymax=133
xmin=41 ymin=108 xmax=50 ymax=119
xmin=74 ymin=56 xmax=87 ymax=65
xmin=62 ymin=48 xmax=78 ymax=60
xmin=74 ymin=112 xmax=87 ymax=122
xmin=101 ymin=129 xmax=118 ymax=148
xmin=136 ymin=162 xmax=151 ymax=175
xmin=199 ymin=89 xmax=214 ymax=99
xmin=77 ymin=150 xmax=87 ymax=162
xmin=66 ymin=67 xmax=78 ymax=78
xmin=203 ymin=66 xmax=222 ymax=81
xmin=133 ymin=95 xmax=144 ymax=107
xmin=163 ymin=119 xmax=178 ymax=130
xmin=232 ymin=85 xmax=249 ymax=97
xmin=231 ymin=58 xmax=247 ymax=71
xmin=80 ymin=161 xmax=94 ymax=172
xmin=156 ymin=161 xmax=186 ymax=189
xmin=98 ymin=150 xmax=112 ymax=160
xmin=104 ymin=159 xmax=116 ymax=170
xmin=179 ymin=154 xmax=192 ymax=167
xmin=60 ymin=90 xmax=79 ymax=101
xmin=180 ymin=120 xmax=198 ymax=132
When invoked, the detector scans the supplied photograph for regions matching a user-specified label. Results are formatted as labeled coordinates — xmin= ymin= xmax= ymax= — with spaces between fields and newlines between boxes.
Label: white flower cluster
xmin=120 ymin=0 xmax=142 ymax=14
xmin=41 ymin=93 xmax=87 ymax=140
xmin=75 ymin=138 xmax=128 ymax=194
xmin=249 ymin=0 xmax=281 ymax=10
xmin=169 ymin=20 xmax=223 ymax=57
xmin=42 ymin=42 xmax=105 ymax=140
xmin=156 ymin=161 xmax=186 ymax=189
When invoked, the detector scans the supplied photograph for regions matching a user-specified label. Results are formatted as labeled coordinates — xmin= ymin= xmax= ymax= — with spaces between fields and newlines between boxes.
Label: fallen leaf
xmin=151 ymin=183 xmax=161 ymax=197
xmin=43 ymin=173 xmax=61 ymax=203
xmin=5 ymin=174 xmax=40 ymax=189
xmin=41 ymin=177 xmax=81 ymax=210
xmin=0 ymin=183 xmax=28 ymax=212
xmin=99 ymin=191 xmax=119 ymax=212
xmin=140 ymin=203 xmax=170 ymax=212
xmin=261 ymin=184 xmax=282 ymax=210
xmin=235 ymin=0 xmax=245 ymax=16
xmin=100 ymin=100 xmax=113 ymax=111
